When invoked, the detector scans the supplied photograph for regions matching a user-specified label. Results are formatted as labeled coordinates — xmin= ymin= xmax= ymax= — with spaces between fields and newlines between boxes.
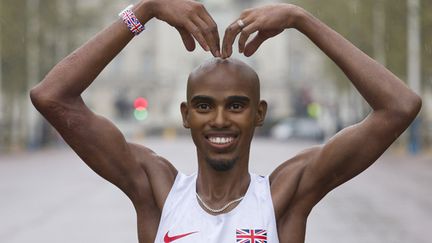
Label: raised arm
xmin=29 ymin=0 xmax=220 ymax=207
xmin=223 ymin=4 xmax=421 ymax=216
xmin=283 ymin=6 xmax=422 ymax=200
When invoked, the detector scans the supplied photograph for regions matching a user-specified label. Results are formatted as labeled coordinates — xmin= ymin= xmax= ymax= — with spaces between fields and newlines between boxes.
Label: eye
xmin=195 ymin=103 xmax=211 ymax=112
xmin=228 ymin=103 xmax=244 ymax=111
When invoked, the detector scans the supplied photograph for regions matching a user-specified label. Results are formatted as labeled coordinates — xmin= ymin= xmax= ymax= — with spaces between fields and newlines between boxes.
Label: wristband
xmin=118 ymin=4 xmax=145 ymax=36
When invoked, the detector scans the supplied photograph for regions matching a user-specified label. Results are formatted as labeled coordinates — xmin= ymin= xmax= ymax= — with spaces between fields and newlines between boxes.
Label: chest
xmin=153 ymin=192 xmax=279 ymax=242
xmin=156 ymin=211 xmax=276 ymax=242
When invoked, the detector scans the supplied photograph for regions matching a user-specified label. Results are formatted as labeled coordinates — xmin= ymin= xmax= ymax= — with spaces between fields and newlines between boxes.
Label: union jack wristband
xmin=118 ymin=4 xmax=145 ymax=36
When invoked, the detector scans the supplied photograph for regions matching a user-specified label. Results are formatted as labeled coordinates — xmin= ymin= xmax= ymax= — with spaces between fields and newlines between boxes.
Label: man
xmin=30 ymin=0 xmax=421 ymax=242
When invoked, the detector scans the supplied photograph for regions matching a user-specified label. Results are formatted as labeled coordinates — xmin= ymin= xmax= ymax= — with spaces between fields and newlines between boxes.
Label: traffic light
xmin=133 ymin=97 xmax=148 ymax=121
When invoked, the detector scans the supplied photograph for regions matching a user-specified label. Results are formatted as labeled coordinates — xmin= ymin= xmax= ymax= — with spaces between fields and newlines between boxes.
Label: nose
xmin=210 ymin=107 xmax=231 ymax=128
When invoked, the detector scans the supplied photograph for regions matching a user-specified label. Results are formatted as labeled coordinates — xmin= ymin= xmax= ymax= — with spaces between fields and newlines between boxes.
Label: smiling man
xmin=183 ymin=58 xmax=265 ymax=172
xmin=30 ymin=0 xmax=421 ymax=242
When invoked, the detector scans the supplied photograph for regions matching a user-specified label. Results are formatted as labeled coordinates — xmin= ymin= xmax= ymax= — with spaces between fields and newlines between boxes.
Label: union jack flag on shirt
xmin=236 ymin=229 xmax=268 ymax=243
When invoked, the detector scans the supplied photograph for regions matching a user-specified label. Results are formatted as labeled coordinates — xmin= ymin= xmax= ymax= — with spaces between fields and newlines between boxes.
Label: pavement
xmin=0 ymin=137 xmax=431 ymax=243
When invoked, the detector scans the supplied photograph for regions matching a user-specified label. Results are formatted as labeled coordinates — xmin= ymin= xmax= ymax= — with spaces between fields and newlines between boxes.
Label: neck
xmin=196 ymin=156 xmax=250 ymax=203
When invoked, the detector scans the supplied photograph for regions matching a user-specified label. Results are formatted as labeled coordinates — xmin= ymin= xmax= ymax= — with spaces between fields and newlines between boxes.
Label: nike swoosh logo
xmin=164 ymin=231 xmax=197 ymax=242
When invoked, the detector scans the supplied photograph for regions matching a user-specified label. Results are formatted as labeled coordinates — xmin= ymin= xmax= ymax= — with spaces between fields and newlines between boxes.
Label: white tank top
xmin=154 ymin=172 xmax=280 ymax=242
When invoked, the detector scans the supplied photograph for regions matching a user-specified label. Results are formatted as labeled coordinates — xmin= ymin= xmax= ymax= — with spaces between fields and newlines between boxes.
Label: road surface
xmin=0 ymin=137 xmax=430 ymax=243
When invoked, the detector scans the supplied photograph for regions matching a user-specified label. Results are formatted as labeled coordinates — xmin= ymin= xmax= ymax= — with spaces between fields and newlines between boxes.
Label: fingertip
xmin=238 ymin=36 xmax=248 ymax=54
xmin=215 ymin=50 xmax=221 ymax=57
xmin=227 ymin=48 xmax=232 ymax=58
xmin=221 ymin=48 xmax=228 ymax=58
xmin=178 ymin=29 xmax=196 ymax=52
xmin=184 ymin=42 xmax=196 ymax=52
xmin=243 ymin=47 xmax=255 ymax=57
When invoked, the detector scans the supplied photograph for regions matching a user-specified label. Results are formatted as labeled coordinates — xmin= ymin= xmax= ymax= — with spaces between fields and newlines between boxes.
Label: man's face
xmin=181 ymin=59 xmax=266 ymax=171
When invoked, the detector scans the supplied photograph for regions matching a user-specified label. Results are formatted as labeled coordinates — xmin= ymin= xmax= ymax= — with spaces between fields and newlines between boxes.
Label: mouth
xmin=205 ymin=134 xmax=238 ymax=150
xmin=208 ymin=136 xmax=234 ymax=144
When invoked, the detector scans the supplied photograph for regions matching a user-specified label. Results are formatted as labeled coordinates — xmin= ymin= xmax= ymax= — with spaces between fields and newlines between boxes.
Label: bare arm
xmin=223 ymin=4 xmax=422 ymax=216
xmin=30 ymin=0 xmax=220 ymax=207
xmin=281 ymin=7 xmax=422 ymax=204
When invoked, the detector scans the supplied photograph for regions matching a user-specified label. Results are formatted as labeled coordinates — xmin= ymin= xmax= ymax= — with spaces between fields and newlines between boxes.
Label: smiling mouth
xmin=207 ymin=136 xmax=235 ymax=145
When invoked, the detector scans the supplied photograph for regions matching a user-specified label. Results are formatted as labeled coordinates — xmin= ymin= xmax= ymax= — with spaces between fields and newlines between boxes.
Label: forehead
xmin=187 ymin=60 xmax=259 ymax=102
xmin=190 ymin=70 xmax=252 ymax=97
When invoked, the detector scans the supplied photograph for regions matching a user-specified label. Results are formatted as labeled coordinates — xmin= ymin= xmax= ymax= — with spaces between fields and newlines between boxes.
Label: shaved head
xmin=186 ymin=58 xmax=260 ymax=103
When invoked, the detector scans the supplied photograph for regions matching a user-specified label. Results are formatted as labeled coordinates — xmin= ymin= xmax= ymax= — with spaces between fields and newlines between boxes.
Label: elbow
xmin=413 ymin=94 xmax=422 ymax=114
xmin=29 ymin=83 xmax=61 ymax=113
xmin=391 ymin=93 xmax=422 ymax=124
xmin=30 ymin=82 xmax=81 ymax=122
xmin=404 ymin=93 xmax=422 ymax=119
xmin=30 ymin=84 xmax=52 ymax=111
xmin=30 ymin=85 xmax=46 ymax=110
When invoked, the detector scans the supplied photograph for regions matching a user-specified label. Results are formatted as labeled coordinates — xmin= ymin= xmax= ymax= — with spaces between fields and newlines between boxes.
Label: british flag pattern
xmin=236 ymin=229 xmax=268 ymax=243
xmin=121 ymin=9 xmax=145 ymax=35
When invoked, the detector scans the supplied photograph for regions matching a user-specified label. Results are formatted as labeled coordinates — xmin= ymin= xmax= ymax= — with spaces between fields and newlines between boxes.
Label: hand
xmin=150 ymin=0 xmax=220 ymax=57
xmin=222 ymin=4 xmax=301 ymax=58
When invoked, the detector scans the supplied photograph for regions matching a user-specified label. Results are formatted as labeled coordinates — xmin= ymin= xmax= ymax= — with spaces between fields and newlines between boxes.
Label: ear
xmin=255 ymin=100 xmax=267 ymax=127
xmin=180 ymin=102 xmax=190 ymax=128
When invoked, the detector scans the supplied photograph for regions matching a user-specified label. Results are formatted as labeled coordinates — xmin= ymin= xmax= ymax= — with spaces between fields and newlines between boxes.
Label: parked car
xmin=270 ymin=117 xmax=324 ymax=141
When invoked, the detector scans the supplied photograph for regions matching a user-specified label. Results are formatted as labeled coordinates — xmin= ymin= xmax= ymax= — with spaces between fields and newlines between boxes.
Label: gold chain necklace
xmin=196 ymin=193 xmax=245 ymax=213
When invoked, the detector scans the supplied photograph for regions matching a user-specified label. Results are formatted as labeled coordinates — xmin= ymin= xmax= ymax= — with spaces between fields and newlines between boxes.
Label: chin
xmin=205 ymin=156 xmax=239 ymax=172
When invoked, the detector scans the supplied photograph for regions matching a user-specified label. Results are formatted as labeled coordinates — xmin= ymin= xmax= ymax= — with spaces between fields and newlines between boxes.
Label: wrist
xmin=132 ymin=0 xmax=156 ymax=24
xmin=289 ymin=5 xmax=309 ymax=30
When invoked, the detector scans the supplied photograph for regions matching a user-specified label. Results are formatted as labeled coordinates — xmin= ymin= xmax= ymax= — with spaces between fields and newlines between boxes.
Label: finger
xmin=243 ymin=32 xmax=267 ymax=57
xmin=184 ymin=21 xmax=210 ymax=52
xmin=192 ymin=15 xmax=220 ymax=57
xmin=222 ymin=19 xmax=243 ymax=58
xmin=197 ymin=10 xmax=220 ymax=57
xmin=177 ymin=27 xmax=196 ymax=51
xmin=238 ymin=23 xmax=258 ymax=53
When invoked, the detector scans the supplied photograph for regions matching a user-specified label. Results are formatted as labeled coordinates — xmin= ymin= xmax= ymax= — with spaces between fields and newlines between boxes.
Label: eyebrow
xmin=190 ymin=95 xmax=214 ymax=104
xmin=226 ymin=95 xmax=250 ymax=103
xmin=190 ymin=95 xmax=250 ymax=104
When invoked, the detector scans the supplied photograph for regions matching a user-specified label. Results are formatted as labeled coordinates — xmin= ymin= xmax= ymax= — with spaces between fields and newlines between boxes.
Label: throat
xmin=195 ymin=171 xmax=251 ymax=214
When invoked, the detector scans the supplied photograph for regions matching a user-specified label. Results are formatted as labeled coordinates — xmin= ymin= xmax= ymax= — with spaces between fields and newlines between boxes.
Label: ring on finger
xmin=237 ymin=19 xmax=245 ymax=29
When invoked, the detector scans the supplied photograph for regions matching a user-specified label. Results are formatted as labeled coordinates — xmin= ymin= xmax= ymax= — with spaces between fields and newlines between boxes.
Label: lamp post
xmin=407 ymin=0 xmax=421 ymax=154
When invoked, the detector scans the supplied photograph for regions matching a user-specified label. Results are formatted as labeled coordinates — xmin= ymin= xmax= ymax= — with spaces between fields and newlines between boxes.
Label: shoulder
xmin=126 ymin=142 xmax=178 ymax=210
xmin=129 ymin=142 xmax=177 ymax=176
xmin=269 ymin=146 xmax=322 ymax=218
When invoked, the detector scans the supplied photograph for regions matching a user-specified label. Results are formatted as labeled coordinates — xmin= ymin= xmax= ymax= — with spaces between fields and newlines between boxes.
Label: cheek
xmin=232 ymin=118 xmax=256 ymax=138
xmin=188 ymin=113 xmax=208 ymax=128
xmin=233 ymin=110 xmax=256 ymax=126
xmin=187 ymin=115 xmax=208 ymax=138
xmin=188 ymin=125 xmax=205 ymax=148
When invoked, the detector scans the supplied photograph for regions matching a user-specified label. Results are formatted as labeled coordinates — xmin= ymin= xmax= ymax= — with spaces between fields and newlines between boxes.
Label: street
xmin=0 ymin=137 xmax=431 ymax=243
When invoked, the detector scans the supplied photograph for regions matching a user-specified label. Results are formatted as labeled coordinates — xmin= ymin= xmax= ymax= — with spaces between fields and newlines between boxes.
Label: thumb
xmin=178 ymin=27 xmax=196 ymax=52
xmin=243 ymin=32 xmax=267 ymax=57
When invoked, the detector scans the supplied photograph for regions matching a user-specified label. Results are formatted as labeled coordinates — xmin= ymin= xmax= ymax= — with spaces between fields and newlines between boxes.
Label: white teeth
xmin=208 ymin=137 xmax=234 ymax=144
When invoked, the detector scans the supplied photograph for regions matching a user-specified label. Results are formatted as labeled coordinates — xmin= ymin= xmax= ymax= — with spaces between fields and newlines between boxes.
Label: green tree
xmin=0 ymin=0 xmax=28 ymax=150
xmin=0 ymin=0 xmax=115 ymax=151
xmin=292 ymin=0 xmax=431 ymax=150
xmin=421 ymin=0 xmax=432 ymax=88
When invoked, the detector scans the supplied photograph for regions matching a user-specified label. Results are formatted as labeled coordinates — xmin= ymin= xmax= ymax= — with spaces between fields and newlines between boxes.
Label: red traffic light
xmin=134 ymin=97 xmax=148 ymax=110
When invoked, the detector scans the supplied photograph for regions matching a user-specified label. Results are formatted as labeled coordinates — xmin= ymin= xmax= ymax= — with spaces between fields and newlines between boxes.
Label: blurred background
xmin=1 ymin=0 xmax=431 ymax=152
xmin=0 ymin=0 xmax=431 ymax=242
